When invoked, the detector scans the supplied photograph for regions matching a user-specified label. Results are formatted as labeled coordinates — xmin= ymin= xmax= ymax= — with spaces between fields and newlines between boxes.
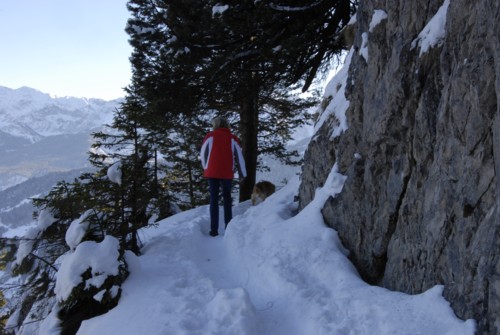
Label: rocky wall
xmin=298 ymin=0 xmax=500 ymax=333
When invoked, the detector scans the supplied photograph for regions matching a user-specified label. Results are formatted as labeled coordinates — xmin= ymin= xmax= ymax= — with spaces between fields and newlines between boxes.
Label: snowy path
xmin=77 ymin=177 xmax=475 ymax=335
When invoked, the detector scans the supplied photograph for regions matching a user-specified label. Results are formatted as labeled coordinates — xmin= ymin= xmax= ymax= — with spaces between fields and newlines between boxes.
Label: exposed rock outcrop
xmin=299 ymin=0 xmax=500 ymax=333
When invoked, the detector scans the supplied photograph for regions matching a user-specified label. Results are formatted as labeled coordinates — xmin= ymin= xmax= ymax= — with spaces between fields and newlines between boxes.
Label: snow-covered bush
xmin=4 ymin=177 xmax=132 ymax=334
xmin=4 ymin=209 xmax=64 ymax=335
xmin=55 ymin=235 xmax=128 ymax=335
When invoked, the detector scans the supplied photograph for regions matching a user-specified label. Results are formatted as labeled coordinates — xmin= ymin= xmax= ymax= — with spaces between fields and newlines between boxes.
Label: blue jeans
xmin=208 ymin=178 xmax=233 ymax=233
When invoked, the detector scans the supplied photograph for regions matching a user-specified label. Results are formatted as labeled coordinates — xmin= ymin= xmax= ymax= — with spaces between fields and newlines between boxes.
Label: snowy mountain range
xmin=0 ymin=86 xmax=120 ymax=233
xmin=0 ymin=86 xmax=119 ymax=142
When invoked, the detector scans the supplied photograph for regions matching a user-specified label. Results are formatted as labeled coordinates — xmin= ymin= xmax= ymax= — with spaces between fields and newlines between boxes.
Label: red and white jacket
xmin=200 ymin=127 xmax=247 ymax=179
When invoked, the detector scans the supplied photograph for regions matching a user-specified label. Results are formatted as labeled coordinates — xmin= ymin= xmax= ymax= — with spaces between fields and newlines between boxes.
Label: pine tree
xmin=124 ymin=0 xmax=354 ymax=200
xmin=91 ymin=92 xmax=178 ymax=252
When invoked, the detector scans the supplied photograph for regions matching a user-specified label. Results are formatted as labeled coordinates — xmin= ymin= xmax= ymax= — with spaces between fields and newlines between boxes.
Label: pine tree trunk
xmin=239 ymin=89 xmax=259 ymax=202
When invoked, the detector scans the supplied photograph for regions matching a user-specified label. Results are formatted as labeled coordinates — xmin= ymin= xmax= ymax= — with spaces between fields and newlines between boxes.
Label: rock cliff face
xmin=298 ymin=0 xmax=500 ymax=333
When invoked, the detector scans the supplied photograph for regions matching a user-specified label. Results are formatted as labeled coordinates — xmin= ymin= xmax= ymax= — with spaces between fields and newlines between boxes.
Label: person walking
xmin=200 ymin=117 xmax=247 ymax=236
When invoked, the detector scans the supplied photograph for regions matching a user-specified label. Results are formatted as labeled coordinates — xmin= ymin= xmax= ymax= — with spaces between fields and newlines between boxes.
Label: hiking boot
xmin=209 ymin=230 xmax=218 ymax=237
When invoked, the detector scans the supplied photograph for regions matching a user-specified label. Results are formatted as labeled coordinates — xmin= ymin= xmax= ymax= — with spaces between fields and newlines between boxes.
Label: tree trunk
xmin=239 ymin=89 xmax=259 ymax=202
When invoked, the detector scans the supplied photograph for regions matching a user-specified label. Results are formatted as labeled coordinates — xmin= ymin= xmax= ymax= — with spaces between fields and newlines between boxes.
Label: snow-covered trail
xmin=77 ymin=203 xmax=260 ymax=335
xmin=77 ymin=176 xmax=476 ymax=335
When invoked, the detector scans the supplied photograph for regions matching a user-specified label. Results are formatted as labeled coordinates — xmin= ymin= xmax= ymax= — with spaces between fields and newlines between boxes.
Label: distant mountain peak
xmin=0 ymin=85 xmax=122 ymax=142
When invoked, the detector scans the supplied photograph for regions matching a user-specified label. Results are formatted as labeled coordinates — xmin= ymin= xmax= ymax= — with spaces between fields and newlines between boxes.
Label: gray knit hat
xmin=212 ymin=116 xmax=229 ymax=130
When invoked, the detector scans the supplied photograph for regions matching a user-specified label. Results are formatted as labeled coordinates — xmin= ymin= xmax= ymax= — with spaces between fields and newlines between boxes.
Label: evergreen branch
xmin=27 ymin=253 xmax=58 ymax=272
xmin=3 ymin=317 xmax=48 ymax=331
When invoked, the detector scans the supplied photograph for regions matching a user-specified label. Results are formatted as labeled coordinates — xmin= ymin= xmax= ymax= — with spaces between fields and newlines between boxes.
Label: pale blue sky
xmin=0 ymin=0 xmax=132 ymax=100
